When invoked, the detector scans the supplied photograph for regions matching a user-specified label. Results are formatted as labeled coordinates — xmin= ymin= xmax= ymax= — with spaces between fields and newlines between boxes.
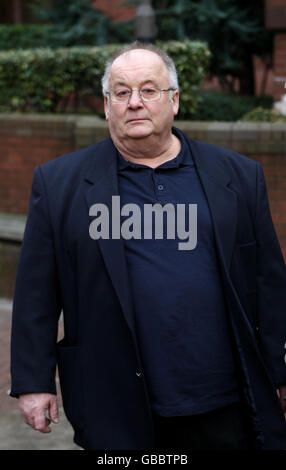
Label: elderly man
xmin=10 ymin=42 xmax=286 ymax=450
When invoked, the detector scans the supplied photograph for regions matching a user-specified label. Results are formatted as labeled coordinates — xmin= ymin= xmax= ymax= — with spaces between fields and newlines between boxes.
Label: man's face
xmin=104 ymin=49 xmax=179 ymax=143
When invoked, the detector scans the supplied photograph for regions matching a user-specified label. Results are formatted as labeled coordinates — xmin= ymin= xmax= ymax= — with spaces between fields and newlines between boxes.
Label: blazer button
xmin=136 ymin=371 xmax=142 ymax=378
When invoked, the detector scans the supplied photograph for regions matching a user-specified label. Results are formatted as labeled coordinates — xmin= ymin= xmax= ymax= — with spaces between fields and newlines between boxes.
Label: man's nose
xmin=128 ymin=89 xmax=144 ymax=108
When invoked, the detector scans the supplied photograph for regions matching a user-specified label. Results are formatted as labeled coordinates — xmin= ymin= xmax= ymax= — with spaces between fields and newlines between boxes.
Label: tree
xmin=29 ymin=0 xmax=134 ymax=46
xmin=130 ymin=0 xmax=273 ymax=95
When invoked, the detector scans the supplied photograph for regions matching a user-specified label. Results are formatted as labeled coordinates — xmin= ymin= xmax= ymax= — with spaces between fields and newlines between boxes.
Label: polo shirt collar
xmin=117 ymin=128 xmax=193 ymax=172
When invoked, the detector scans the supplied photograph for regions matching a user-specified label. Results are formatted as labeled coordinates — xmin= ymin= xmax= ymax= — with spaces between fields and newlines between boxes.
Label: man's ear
xmin=172 ymin=90 xmax=179 ymax=116
xmin=104 ymin=95 xmax=109 ymax=120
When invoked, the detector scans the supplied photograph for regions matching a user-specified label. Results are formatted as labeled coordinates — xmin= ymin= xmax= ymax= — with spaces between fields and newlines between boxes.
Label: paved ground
xmin=0 ymin=298 xmax=80 ymax=450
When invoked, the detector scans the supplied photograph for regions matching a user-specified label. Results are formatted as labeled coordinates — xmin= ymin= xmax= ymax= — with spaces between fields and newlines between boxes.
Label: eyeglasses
xmin=106 ymin=87 xmax=176 ymax=103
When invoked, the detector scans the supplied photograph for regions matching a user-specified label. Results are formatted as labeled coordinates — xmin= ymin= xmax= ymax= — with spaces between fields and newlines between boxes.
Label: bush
xmin=190 ymin=90 xmax=273 ymax=121
xmin=240 ymin=107 xmax=286 ymax=122
xmin=0 ymin=40 xmax=210 ymax=115
xmin=0 ymin=25 xmax=53 ymax=50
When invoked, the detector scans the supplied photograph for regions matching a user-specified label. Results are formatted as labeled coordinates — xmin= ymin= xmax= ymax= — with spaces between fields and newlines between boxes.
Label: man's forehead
xmin=110 ymin=49 xmax=167 ymax=76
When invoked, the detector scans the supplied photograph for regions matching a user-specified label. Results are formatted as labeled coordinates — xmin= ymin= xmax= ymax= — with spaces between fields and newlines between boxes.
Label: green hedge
xmin=241 ymin=107 xmax=286 ymax=122
xmin=0 ymin=25 xmax=54 ymax=50
xmin=0 ymin=40 xmax=210 ymax=117
xmin=190 ymin=90 xmax=273 ymax=122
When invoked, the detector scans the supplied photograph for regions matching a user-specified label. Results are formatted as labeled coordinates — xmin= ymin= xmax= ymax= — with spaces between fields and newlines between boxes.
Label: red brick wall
xmin=267 ymin=0 xmax=286 ymax=5
xmin=257 ymin=154 xmax=286 ymax=259
xmin=0 ymin=116 xmax=75 ymax=213
xmin=272 ymin=34 xmax=286 ymax=101
xmin=265 ymin=0 xmax=286 ymax=101
xmin=93 ymin=0 xmax=136 ymax=22
xmin=0 ymin=116 xmax=286 ymax=259
xmin=265 ymin=0 xmax=286 ymax=29
xmin=0 ymin=137 xmax=73 ymax=213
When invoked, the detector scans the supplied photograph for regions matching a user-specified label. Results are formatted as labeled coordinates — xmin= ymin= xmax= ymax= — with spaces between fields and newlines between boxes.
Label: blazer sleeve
xmin=10 ymin=166 xmax=62 ymax=398
xmin=255 ymin=162 xmax=286 ymax=385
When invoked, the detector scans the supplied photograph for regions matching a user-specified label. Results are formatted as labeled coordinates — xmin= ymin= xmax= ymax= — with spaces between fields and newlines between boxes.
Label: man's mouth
xmin=126 ymin=118 xmax=148 ymax=123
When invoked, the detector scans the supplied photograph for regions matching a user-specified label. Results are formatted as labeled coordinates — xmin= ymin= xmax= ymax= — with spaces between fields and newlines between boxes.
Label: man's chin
xmin=126 ymin=123 xmax=153 ymax=139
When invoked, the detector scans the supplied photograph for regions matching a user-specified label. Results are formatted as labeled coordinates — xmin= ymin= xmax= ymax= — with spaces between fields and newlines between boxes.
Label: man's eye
xmin=115 ymin=90 xmax=130 ymax=97
xmin=142 ymin=88 xmax=156 ymax=96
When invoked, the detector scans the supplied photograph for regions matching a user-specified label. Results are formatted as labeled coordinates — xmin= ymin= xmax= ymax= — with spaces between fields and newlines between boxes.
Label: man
xmin=10 ymin=42 xmax=286 ymax=450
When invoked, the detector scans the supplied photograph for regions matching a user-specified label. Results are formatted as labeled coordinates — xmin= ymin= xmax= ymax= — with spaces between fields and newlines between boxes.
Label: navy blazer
xmin=10 ymin=127 xmax=286 ymax=449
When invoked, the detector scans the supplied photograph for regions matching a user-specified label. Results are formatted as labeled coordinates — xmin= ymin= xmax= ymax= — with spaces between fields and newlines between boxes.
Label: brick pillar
xmin=92 ymin=0 xmax=136 ymax=22
xmin=12 ymin=0 xmax=22 ymax=24
xmin=273 ymin=33 xmax=286 ymax=101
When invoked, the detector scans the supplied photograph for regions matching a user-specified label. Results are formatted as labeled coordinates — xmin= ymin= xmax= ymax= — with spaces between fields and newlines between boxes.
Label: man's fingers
xmin=22 ymin=412 xmax=51 ymax=433
xmin=277 ymin=387 xmax=286 ymax=415
xmin=18 ymin=393 xmax=58 ymax=433
xmin=49 ymin=397 xmax=59 ymax=423
xmin=23 ymin=414 xmax=34 ymax=429
xmin=33 ymin=414 xmax=51 ymax=433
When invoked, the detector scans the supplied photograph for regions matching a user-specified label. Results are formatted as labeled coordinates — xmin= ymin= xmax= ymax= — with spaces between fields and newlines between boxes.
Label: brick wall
xmin=265 ymin=0 xmax=286 ymax=101
xmin=0 ymin=117 xmax=73 ymax=213
xmin=92 ymin=0 xmax=136 ymax=22
xmin=0 ymin=115 xmax=108 ymax=214
xmin=265 ymin=0 xmax=286 ymax=29
xmin=0 ymin=241 xmax=19 ymax=298
xmin=272 ymin=34 xmax=286 ymax=101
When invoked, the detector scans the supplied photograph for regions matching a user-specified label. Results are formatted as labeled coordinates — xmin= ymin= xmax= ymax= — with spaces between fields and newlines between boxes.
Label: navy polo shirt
xmin=117 ymin=131 xmax=240 ymax=416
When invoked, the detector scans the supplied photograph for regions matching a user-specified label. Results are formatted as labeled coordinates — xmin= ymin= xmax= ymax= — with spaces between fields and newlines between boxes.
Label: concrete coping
xmin=0 ymin=114 xmax=285 ymax=151
xmin=0 ymin=113 xmax=285 ymax=133
xmin=0 ymin=213 xmax=26 ymax=242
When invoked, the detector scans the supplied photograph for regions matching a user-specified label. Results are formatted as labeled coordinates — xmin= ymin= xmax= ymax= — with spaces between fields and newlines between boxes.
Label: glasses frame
xmin=106 ymin=87 xmax=176 ymax=103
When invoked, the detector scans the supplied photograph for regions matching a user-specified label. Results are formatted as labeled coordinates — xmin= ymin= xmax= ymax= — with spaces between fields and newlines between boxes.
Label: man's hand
xmin=276 ymin=385 xmax=286 ymax=416
xmin=18 ymin=393 xmax=59 ymax=433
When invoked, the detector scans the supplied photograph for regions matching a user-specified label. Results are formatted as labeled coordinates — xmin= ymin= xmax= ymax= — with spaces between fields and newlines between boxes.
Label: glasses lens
xmin=111 ymin=88 xmax=130 ymax=102
xmin=140 ymin=88 xmax=160 ymax=101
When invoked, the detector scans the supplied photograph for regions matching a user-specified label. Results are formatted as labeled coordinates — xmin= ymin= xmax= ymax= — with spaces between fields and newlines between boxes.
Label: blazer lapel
xmin=83 ymin=139 xmax=136 ymax=334
xmin=185 ymin=135 xmax=238 ymax=272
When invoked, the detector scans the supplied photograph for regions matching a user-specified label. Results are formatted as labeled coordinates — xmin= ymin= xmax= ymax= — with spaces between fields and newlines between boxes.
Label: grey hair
xmin=101 ymin=41 xmax=179 ymax=97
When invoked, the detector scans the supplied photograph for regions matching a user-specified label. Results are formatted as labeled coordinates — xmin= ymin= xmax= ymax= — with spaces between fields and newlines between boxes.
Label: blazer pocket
xmin=239 ymin=241 xmax=257 ymax=294
xmin=56 ymin=342 xmax=84 ymax=431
